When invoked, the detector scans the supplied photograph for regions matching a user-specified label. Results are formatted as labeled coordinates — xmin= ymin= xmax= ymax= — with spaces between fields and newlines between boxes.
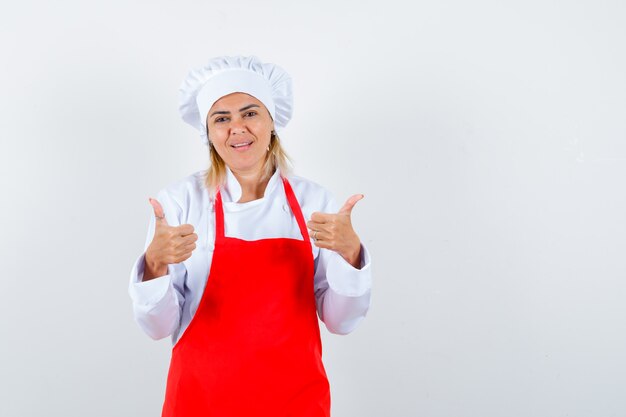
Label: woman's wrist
xmin=143 ymin=253 xmax=168 ymax=281
xmin=341 ymin=243 xmax=362 ymax=270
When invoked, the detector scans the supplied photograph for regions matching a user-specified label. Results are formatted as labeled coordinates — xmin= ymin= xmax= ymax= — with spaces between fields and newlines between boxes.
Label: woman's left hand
xmin=307 ymin=194 xmax=364 ymax=269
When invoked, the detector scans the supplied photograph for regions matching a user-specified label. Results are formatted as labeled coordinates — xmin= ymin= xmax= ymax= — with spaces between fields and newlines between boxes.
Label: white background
xmin=1 ymin=1 xmax=625 ymax=416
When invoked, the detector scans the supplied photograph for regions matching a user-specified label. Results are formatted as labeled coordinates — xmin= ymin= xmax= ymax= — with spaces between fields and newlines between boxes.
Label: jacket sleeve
xmin=128 ymin=188 xmax=186 ymax=340
xmin=313 ymin=194 xmax=372 ymax=335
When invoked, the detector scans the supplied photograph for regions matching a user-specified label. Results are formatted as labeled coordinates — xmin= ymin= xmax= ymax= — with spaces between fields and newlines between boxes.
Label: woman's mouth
xmin=231 ymin=141 xmax=252 ymax=151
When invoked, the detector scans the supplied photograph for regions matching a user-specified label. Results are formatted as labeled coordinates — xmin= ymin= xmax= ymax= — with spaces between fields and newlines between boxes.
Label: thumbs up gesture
xmin=306 ymin=194 xmax=364 ymax=269
xmin=143 ymin=197 xmax=198 ymax=281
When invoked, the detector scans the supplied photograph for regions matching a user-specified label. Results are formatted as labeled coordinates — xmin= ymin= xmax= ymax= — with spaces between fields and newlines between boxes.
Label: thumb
xmin=149 ymin=198 xmax=168 ymax=226
xmin=338 ymin=194 xmax=364 ymax=215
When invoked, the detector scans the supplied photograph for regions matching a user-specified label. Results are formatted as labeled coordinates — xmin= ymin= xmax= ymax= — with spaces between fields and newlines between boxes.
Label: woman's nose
xmin=230 ymin=119 xmax=247 ymax=135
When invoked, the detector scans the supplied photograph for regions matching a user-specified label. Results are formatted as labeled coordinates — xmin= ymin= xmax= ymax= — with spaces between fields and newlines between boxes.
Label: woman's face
xmin=206 ymin=92 xmax=274 ymax=175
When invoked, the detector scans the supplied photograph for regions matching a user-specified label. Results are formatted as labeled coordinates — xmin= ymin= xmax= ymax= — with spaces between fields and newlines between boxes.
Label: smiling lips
xmin=231 ymin=141 xmax=253 ymax=151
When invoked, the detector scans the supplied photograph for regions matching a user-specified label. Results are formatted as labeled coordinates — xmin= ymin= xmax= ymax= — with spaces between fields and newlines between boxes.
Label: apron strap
xmin=281 ymin=176 xmax=311 ymax=244
xmin=214 ymin=188 xmax=225 ymax=240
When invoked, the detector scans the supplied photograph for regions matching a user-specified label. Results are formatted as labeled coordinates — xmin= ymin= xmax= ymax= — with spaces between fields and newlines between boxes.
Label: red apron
xmin=162 ymin=176 xmax=331 ymax=417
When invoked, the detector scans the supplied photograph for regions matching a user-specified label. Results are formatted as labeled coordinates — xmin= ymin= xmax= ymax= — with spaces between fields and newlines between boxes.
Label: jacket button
xmin=282 ymin=203 xmax=289 ymax=212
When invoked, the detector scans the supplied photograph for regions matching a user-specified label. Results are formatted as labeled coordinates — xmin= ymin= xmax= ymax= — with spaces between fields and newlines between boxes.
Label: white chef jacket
xmin=128 ymin=166 xmax=372 ymax=345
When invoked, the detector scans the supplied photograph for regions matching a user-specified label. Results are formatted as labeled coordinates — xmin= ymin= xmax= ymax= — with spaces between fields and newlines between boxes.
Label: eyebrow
xmin=209 ymin=104 xmax=260 ymax=118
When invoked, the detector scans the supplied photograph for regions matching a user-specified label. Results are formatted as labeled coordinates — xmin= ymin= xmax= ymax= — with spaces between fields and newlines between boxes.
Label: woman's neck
xmin=230 ymin=167 xmax=274 ymax=203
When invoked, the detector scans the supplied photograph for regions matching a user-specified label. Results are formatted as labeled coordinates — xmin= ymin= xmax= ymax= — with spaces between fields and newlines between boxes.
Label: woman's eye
xmin=244 ymin=111 xmax=257 ymax=117
xmin=215 ymin=117 xmax=228 ymax=123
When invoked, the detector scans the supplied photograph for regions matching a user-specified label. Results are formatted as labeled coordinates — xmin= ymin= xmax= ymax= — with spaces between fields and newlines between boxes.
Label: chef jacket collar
xmin=221 ymin=165 xmax=281 ymax=203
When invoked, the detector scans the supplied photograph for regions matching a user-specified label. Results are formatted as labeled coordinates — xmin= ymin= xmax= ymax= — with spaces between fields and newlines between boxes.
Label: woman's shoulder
xmin=284 ymin=173 xmax=337 ymax=213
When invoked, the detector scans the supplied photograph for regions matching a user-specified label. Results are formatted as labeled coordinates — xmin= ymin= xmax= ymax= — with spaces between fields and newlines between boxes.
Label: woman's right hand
xmin=143 ymin=197 xmax=198 ymax=281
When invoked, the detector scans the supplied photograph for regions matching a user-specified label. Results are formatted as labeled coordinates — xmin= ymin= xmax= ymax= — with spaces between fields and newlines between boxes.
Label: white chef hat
xmin=178 ymin=55 xmax=293 ymax=145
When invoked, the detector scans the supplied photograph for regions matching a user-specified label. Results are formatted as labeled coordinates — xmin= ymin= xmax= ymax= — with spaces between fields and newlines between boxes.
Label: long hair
xmin=203 ymin=130 xmax=293 ymax=196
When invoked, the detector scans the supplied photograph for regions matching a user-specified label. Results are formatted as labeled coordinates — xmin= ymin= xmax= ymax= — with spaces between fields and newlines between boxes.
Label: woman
xmin=128 ymin=55 xmax=372 ymax=417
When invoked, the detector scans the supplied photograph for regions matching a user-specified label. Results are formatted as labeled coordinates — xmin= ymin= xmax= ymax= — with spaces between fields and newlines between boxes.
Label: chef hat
xmin=178 ymin=55 xmax=293 ymax=145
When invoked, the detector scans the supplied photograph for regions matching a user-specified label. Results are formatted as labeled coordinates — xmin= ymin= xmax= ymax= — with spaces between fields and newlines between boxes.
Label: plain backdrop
xmin=1 ymin=0 xmax=625 ymax=416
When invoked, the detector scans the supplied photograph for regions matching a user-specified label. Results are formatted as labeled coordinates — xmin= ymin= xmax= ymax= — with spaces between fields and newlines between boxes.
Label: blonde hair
xmin=204 ymin=131 xmax=293 ymax=196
